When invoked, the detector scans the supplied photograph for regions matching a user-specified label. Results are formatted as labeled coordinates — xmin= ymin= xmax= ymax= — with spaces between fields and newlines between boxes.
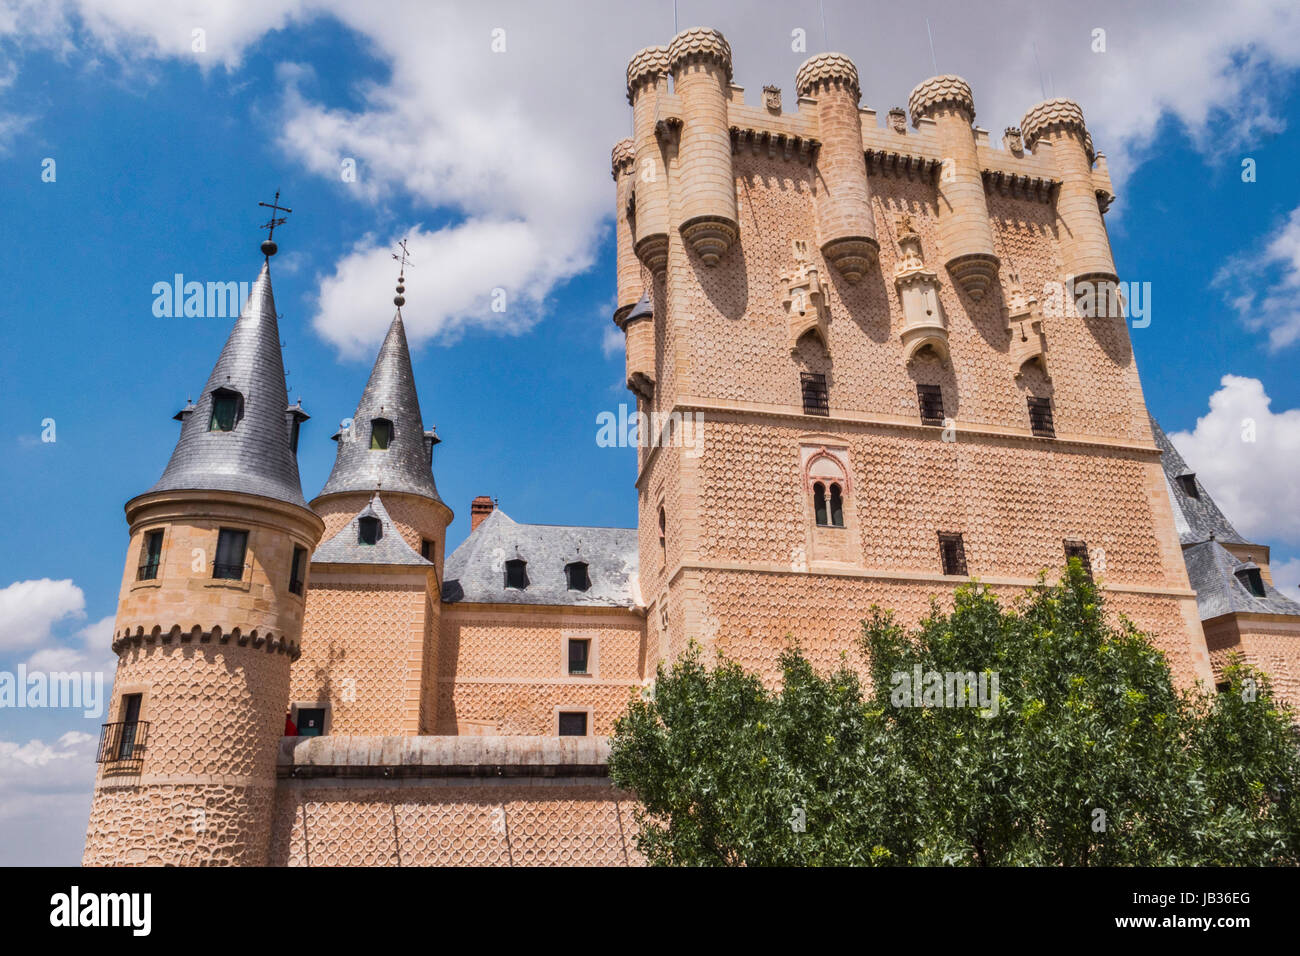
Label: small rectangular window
xmin=1237 ymin=568 xmax=1266 ymax=598
xmin=296 ymin=707 xmax=326 ymax=737
xmin=1028 ymin=397 xmax=1055 ymax=438
xmin=1063 ymin=539 xmax=1092 ymax=580
xmin=568 ymin=639 xmax=590 ymax=675
xmin=420 ymin=538 xmax=433 ymax=561
xmin=138 ymin=530 xmax=164 ymax=581
xmin=209 ymin=391 xmax=240 ymax=432
xmin=117 ymin=693 xmax=142 ymax=760
xmin=213 ymin=528 xmax=248 ymax=580
xmin=566 ymin=562 xmax=591 ymax=591
xmin=505 ymin=559 xmax=528 ymax=590
xmin=1175 ymin=474 xmax=1200 ymax=499
xmin=800 ymin=372 xmax=829 ymax=416
xmin=370 ymin=419 xmax=392 ymax=450
xmin=558 ymin=711 xmax=588 ymax=736
xmin=289 ymin=545 xmax=306 ymax=595
xmin=917 ymin=384 xmax=944 ymax=426
xmin=938 ymin=532 xmax=967 ymax=576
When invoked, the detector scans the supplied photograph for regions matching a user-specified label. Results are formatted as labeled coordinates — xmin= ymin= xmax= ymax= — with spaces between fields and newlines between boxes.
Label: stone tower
xmin=612 ymin=27 xmax=1213 ymax=687
xmin=291 ymin=304 xmax=452 ymax=737
xmin=83 ymin=252 xmax=324 ymax=865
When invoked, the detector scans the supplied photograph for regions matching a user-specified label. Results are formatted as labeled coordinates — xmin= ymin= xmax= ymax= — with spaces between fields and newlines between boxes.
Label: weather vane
xmin=392 ymin=238 xmax=412 ymax=309
xmin=258 ymin=190 xmax=292 ymax=257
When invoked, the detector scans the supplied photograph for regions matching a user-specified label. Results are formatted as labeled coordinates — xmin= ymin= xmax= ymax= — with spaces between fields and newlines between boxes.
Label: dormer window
xmin=209 ymin=389 xmax=243 ymax=432
xmin=370 ymin=418 xmax=393 ymax=450
xmin=505 ymin=559 xmax=529 ymax=590
xmin=1176 ymin=474 xmax=1200 ymax=499
xmin=566 ymin=562 xmax=591 ymax=591
xmin=289 ymin=417 xmax=301 ymax=452
xmin=358 ymin=516 xmax=382 ymax=546
xmin=1237 ymin=567 xmax=1266 ymax=598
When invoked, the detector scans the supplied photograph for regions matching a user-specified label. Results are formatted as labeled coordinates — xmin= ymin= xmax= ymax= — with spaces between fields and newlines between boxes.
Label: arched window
xmin=807 ymin=449 xmax=850 ymax=530
xmin=358 ymin=515 xmax=382 ymax=545
xmin=370 ymin=418 xmax=393 ymax=450
xmin=209 ymin=388 xmax=243 ymax=432
xmin=505 ymin=559 xmax=529 ymax=590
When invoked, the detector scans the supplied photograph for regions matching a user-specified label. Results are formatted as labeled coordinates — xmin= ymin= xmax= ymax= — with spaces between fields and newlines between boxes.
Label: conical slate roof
xmin=316 ymin=313 xmax=443 ymax=503
xmin=146 ymin=260 xmax=308 ymax=509
xmin=1150 ymin=416 xmax=1246 ymax=545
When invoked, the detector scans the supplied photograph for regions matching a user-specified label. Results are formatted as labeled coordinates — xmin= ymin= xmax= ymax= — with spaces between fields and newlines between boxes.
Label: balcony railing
xmin=97 ymin=721 xmax=149 ymax=766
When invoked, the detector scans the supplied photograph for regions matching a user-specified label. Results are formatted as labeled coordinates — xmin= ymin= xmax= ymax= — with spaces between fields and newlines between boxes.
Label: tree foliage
xmin=608 ymin=562 xmax=1300 ymax=865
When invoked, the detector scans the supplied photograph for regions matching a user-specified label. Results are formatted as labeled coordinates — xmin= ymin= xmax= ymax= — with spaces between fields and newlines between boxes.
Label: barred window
xmin=1028 ymin=397 xmax=1055 ymax=438
xmin=558 ymin=711 xmax=588 ymax=736
xmin=138 ymin=530 xmax=163 ymax=581
xmin=938 ymin=532 xmax=967 ymax=576
xmin=213 ymin=528 xmax=248 ymax=580
xmin=916 ymin=384 xmax=944 ymax=425
xmin=1064 ymin=539 xmax=1092 ymax=580
xmin=800 ymin=372 xmax=829 ymax=416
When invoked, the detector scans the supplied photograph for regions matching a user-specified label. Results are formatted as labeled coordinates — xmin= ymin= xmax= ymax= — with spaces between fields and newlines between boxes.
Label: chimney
xmin=471 ymin=495 xmax=496 ymax=531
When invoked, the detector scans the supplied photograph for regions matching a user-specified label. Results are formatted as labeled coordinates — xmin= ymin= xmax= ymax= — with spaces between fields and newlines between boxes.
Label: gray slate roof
xmin=1150 ymin=415 xmax=1246 ymax=545
xmin=311 ymin=494 xmax=433 ymax=567
xmin=316 ymin=313 xmax=445 ymax=504
xmin=441 ymin=508 xmax=639 ymax=607
xmin=1183 ymin=539 xmax=1300 ymax=620
xmin=146 ymin=260 xmax=308 ymax=509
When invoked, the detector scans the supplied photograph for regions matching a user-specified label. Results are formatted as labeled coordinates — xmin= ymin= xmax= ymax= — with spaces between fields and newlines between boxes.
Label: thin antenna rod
xmin=1032 ymin=41 xmax=1047 ymax=99
xmin=925 ymin=17 xmax=938 ymax=74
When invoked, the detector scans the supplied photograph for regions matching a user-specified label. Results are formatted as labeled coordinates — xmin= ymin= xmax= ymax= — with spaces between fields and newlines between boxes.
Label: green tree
xmin=608 ymin=561 xmax=1300 ymax=865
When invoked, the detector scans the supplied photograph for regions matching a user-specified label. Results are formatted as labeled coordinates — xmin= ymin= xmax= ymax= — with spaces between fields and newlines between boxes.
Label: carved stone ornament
xmin=782 ymin=239 xmax=831 ymax=353
xmin=1004 ymin=277 xmax=1048 ymax=377
xmin=893 ymin=217 xmax=949 ymax=365
xmin=763 ymin=85 xmax=782 ymax=112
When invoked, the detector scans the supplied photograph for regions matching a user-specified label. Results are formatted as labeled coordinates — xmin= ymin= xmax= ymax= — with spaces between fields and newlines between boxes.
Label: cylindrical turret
xmin=627 ymin=45 xmax=671 ymax=274
xmin=796 ymin=53 xmax=878 ymax=282
xmin=1021 ymin=98 xmax=1117 ymax=292
xmin=908 ymin=75 xmax=999 ymax=300
xmin=83 ymin=492 xmax=322 ymax=866
xmin=668 ymin=27 xmax=738 ymax=265
xmin=611 ymin=138 xmax=640 ymax=322
xmin=83 ymin=256 xmax=324 ymax=866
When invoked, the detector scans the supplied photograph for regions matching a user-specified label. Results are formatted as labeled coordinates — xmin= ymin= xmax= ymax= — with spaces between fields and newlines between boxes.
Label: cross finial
xmin=392 ymin=238 xmax=412 ymax=310
xmin=258 ymin=190 xmax=292 ymax=257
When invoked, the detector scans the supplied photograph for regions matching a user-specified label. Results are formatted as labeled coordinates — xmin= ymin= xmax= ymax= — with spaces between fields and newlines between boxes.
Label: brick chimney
xmin=470 ymin=495 xmax=496 ymax=531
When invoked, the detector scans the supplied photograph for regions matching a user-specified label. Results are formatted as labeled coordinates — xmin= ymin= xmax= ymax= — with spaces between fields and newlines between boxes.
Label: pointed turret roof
xmin=316 ymin=313 xmax=444 ymax=503
xmin=146 ymin=260 xmax=308 ymax=509
xmin=1150 ymin=415 xmax=1246 ymax=545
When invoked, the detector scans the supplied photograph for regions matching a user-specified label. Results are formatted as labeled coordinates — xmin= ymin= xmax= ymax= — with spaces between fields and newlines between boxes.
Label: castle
xmin=83 ymin=28 xmax=1300 ymax=866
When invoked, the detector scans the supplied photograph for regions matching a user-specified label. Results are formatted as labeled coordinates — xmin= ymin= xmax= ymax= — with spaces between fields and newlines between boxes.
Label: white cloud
xmin=25 ymin=614 xmax=117 ymax=675
xmin=1214 ymin=204 xmax=1300 ymax=351
xmin=0 ymin=579 xmax=85 ymax=650
xmin=0 ymin=730 xmax=98 ymax=865
xmin=1167 ymin=375 xmax=1300 ymax=545
xmin=3 ymin=0 xmax=1300 ymax=343
xmin=1271 ymin=556 xmax=1300 ymax=603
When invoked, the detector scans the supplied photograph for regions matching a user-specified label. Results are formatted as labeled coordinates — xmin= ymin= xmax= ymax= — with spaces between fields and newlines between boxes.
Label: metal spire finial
xmin=258 ymin=190 xmax=292 ymax=257
xmin=392 ymin=237 xmax=413 ymax=310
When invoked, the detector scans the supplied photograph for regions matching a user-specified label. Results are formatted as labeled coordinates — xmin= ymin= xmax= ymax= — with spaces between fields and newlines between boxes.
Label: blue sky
xmin=1 ymin=0 xmax=1299 ymax=865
